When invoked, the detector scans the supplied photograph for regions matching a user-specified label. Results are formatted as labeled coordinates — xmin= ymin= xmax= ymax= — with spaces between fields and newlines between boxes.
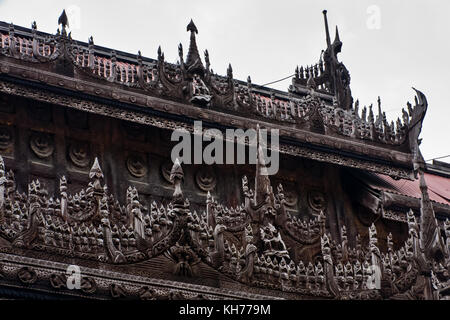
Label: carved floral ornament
xmin=68 ymin=140 xmax=90 ymax=167
xmin=126 ymin=153 xmax=148 ymax=178
xmin=284 ymin=190 xmax=298 ymax=207
xmin=49 ymin=273 xmax=67 ymax=289
xmin=308 ymin=190 xmax=327 ymax=212
xmin=0 ymin=151 xmax=447 ymax=299
xmin=17 ymin=267 xmax=38 ymax=284
xmin=30 ymin=132 xmax=54 ymax=158
xmin=81 ymin=277 xmax=97 ymax=294
xmin=195 ymin=167 xmax=217 ymax=192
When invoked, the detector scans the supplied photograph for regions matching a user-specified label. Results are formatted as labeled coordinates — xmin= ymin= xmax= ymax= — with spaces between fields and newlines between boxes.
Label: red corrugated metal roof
xmin=373 ymin=172 xmax=450 ymax=206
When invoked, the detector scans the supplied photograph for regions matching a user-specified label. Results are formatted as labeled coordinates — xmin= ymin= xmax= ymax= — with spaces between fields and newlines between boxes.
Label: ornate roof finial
xmin=58 ymin=10 xmax=69 ymax=28
xmin=187 ymin=19 xmax=198 ymax=34
xmin=58 ymin=9 xmax=69 ymax=35
xmin=58 ymin=9 xmax=69 ymax=28
xmin=185 ymin=19 xmax=204 ymax=77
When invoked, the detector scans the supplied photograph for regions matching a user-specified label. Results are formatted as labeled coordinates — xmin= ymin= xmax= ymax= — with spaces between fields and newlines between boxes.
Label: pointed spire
xmin=170 ymin=158 xmax=184 ymax=182
xmin=331 ymin=25 xmax=343 ymax=54
xmin=58 ymin=9 xmax=69 ymax=29
xmin=185 ymin=19 xmax=204 ymax=76
xmin=186 ymin=19 xmax=198 ymax=34
xmin=57 ymin=9 xmax=69 ymax=36
xmin=378 ymin=96 xmax=382 ymax=117
xmin=170 ymin=158 xmax=184 ymax=200
xmin=178 ymin=43 xmax=183 ymax=61
xmin=89 ymin=157 xmax=104 ymax=179
xmin=333 ymin=25 xmax=341 ymax=43
xmin=368 ymin=104 xmax=374 ymax=124
xmin=227 ymin=63 xmax=233 ymax=79
xmin=204 ymin=49 xmax=209 ymax=70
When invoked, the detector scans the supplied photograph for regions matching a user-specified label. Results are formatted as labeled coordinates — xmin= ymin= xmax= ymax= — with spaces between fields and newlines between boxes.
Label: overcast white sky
xmin=1 ymin=0 xmax=449 ymax=163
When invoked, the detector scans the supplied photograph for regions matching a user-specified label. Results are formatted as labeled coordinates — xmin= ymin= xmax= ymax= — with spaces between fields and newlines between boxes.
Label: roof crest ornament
xmin=185 ymin=19 xmax=204 ymax=77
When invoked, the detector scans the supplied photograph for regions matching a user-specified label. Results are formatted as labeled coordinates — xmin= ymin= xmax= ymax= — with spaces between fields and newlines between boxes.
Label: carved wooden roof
xmin=0 ymin=11 xmax=429 ymax=180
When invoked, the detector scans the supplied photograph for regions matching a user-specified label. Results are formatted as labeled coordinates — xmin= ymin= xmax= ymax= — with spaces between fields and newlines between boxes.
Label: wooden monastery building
xmin=0 ymin=10 xmax=448 ymax=300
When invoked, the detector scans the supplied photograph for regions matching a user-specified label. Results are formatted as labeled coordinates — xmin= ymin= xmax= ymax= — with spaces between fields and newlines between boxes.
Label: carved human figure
xmin=260 ymin=223 xmax=289 ymax=259
xmin=212 ymin=217 xmax=227 ymax=266
xmin=239 ymin=225 xmax=257 ymax=283
xmin=128 ymin=187 xmax=145 ymax=239
xmin=190 ymin=73 xmax=211 ymax=105
xmin=100 ymin=208 xmax=125 ymax=263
